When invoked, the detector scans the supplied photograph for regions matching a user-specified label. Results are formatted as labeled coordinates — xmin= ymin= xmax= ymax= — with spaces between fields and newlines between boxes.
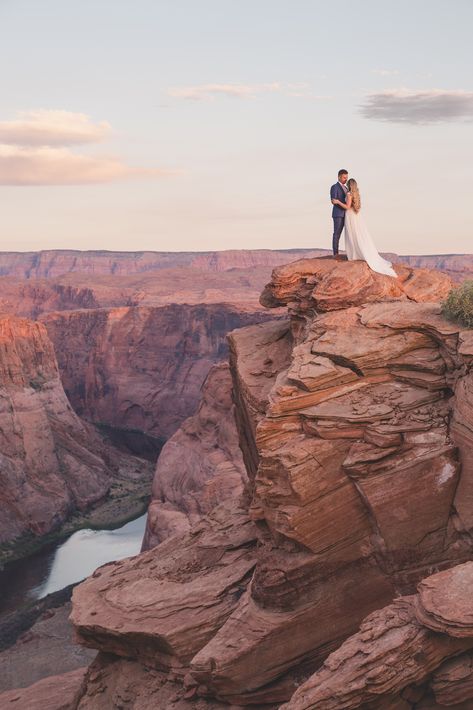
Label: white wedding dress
xmin=344 ymin=198 xmax=397 ymax=277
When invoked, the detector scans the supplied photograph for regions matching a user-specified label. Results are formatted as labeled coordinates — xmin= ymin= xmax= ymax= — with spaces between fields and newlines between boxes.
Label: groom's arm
xmin=330 ymin=184 xmax=338 ymax=204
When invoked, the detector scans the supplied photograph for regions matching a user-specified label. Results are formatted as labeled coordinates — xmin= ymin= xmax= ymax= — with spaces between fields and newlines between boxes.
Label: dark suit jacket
xmin=330 ymin=182 xmax=347 ymax=218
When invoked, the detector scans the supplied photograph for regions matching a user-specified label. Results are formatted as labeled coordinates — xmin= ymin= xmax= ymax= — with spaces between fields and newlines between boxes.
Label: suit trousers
xmin=332 ymin=216 xmax=345 ymax=255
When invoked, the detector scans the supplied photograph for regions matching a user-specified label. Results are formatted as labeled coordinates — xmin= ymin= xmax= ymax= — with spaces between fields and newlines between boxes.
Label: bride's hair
xmin=347 ymin=178 xmax=361 ymax=213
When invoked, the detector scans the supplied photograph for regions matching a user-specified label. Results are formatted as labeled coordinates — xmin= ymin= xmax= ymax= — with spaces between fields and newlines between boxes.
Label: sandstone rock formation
xmin=9 ymin=256 xmax=473 ymax=707
xmin=281 ymin=562 xmax=473 ymax=709
xmin=0 ymin=248 xmax=470 ymax=283
xmin=0 ymin=278 xmax=100 ymax=319
xmin=0 ymin=267 xmax=276 ymax=317
xmin=142 ymin=361 xmax=247 ymax=549
xmin=0 ymin=316 xmax=149 ymax=551
xmin=259 ymin=257 xmax=453 ymax=312
xmin=70 ymin=500 xmax=258 ymax=672
xmin=0 ymin=667 xmax=86 ymax=710
xmin=41 ymin=304 xmax=269 ymax=440
xmin=0 ymin=249 xmax=469 ymax=323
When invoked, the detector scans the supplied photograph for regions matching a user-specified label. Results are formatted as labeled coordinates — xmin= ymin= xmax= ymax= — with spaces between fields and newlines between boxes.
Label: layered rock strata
xmin=70 ymin=501 xmax=258 ymax=672
xmin=282 ymin=562 xmax=473 ymax=709
xmin=63 ymin=258 xmax=473 ymax=705
xmin=0 ymin=316 xmax=149 ymax=549
xmin=142 ymin=362 xmax=247 ymax=549
xmin=41 ymin=304 xmax=269 ymax=440
xmin=0 ymin=248 xmax=470 ymax=282
xmin=0 ymin=248 xmax=329 ymax=280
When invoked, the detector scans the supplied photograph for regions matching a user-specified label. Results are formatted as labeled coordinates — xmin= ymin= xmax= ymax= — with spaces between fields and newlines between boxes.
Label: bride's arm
xmin=332 ymin=195 xmax=351 ymax=210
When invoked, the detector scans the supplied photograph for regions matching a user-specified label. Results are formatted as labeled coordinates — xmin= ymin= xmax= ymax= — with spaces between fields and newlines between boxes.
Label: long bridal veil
xmin=344 ymin=210 xmax=397 ymax=277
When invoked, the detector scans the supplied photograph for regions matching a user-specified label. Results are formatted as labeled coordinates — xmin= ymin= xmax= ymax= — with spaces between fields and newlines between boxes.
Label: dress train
xmin=344 ymin=208 xmax=396 ymax=277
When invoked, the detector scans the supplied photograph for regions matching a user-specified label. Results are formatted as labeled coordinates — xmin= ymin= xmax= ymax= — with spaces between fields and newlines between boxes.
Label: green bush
xmin=441 ymin=281 xmax=473 ymax=328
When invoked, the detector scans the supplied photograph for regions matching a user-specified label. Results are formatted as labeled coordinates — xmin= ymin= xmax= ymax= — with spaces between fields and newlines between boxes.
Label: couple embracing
xmin=330 ymin=169 xmax=397 ymax=277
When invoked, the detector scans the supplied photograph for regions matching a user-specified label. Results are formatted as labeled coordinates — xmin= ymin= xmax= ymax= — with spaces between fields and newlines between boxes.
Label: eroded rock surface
xmin=0 ymin=316 xmax=148 ymax=549
xmin=71 ymin=501 xmax=258 ymax=672
xmin=0 ymin=667 xmax=86 ymax=710
xmin=142 ymin=362 xmax=248 ymax=549
xmin=282 ymin=562 xmax=473 ymax=710
xmin=259 ymin=257 xmax=453 ymax=313
xmin=73 ymin=653 xmax=235 ymax=710
xmin=65 ymin=258 xmax=473 ymax=707
xmin=41 ymin=304 xmax=269 ymax=439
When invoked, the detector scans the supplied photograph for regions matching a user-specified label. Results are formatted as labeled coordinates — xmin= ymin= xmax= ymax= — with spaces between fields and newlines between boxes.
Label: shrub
xmin=441 ymin=280 xmax=473 ymax=328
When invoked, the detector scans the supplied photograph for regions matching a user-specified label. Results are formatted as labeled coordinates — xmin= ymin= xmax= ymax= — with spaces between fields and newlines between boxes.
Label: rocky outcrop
xmin=142 ymin=362 xmax=247 ymax=549
xmin=0 ymin=316 xmax=149 ymax=550
xmin=62 ymin=258 xmax=473 ymax=706
xmin=70 ymin=501 xmax=258 ymax=672
xmin=259 ymin=257 xmax=453 ymax=312
xmin=0 ymin=667 xmax=86 ymax=710
xmin=74 ymin=654 xmax=231 ymax=709
xmin=281 ymin=562 xmax=473 ymax=710
xmin=41 ymin=304 xmax=270 ymax=439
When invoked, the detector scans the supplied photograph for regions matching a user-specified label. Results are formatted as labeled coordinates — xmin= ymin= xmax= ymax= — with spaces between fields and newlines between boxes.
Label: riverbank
xmin=0 ymin=465 xmax=154 ymax=568
xmin=0 ymin=510 xmax=150 ymax=692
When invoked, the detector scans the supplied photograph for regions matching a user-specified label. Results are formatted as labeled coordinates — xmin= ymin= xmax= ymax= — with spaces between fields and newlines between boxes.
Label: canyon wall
xmin=142 ymin=361 xmax=247 ymax=549
xmin=56 ymin=257 xmax=473 ymax=708
xmin=4 ymin=254 xmax=473 ymax=708
xmin=41 ymin=304 xmax=270 ymax=440
xmin=0 ymin=316 xmax=150 ymax=552
xmin=0 ymin=249 xmax=328 ymax=280
xmin=0 ymin=266 xmax=278 ymax=317
xmin=0 ymin=248 xmax=470 ymax=283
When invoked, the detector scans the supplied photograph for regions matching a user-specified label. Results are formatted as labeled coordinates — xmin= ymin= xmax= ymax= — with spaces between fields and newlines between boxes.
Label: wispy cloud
xmin=167 ymin=81 xmax=326 ymax=101
xmin=0 ymin=145 xmax=170 ymax=185
xmin=360 ymin=89 xmax=473 ymax=124
xmin=0 ymin=110 xmax=111 ymax=146
xmin=168 ymin=82 xmax=282 ymax=100
xmin=0 ymin=109 xmax=175 ymax=185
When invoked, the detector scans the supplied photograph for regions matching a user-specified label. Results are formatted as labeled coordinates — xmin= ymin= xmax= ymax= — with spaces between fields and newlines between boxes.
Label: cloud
xmin=0 ymin=109 xmax=176 ymax=185
xmin=0 ymin=145 xmax=171 ymax=185
xmin=360 ymin=89 xmax=473 ymax=124
xmin=168 ymin=82 xmax=282 ymax=100
xmin=0 ymin=110 xmax=111 ymax=146
xmin=167 ymin=81 xmax=328 ymax=101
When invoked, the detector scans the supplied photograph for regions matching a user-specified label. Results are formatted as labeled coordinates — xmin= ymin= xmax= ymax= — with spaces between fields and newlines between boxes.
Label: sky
xmin=0 ymin=0 xmax=472 ymax=254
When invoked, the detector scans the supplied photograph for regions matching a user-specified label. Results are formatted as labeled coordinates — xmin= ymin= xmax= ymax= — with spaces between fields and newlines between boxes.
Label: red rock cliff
xmin=41 ymin=304 xmax=271 ymax=439
xmin=36 ymin=258 xmax=473 ymax=707
xmin=142 ymin=361 xmax=248 ymax=549
xmin=0 ymin=316 xmax=148 ymax=550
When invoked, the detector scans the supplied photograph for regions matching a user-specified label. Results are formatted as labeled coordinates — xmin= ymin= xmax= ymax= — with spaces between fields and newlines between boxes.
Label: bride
xmin=332 ymin=178 xmax=397 ymax=277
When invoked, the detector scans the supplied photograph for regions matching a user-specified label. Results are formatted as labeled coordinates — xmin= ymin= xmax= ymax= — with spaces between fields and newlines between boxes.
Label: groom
xmin=330 ymin=169 xmax=348 ymax=259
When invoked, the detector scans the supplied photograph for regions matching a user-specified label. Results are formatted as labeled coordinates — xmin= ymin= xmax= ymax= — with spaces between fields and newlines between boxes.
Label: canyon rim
xmin=2 ymin=252 xmax=473 ymax=709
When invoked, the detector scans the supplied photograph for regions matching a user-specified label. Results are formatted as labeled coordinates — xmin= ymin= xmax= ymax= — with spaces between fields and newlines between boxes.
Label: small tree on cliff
xmin=442 ymin=281 xmax=473 ymax=328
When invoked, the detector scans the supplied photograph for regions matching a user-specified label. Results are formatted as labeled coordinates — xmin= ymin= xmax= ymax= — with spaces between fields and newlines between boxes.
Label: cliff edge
xmin=5 ymin=257 xmax=473 ymax=709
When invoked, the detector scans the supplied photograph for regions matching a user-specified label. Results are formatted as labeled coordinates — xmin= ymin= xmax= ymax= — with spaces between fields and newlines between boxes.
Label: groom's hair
xmin=338 ymin=169 xmax=348 ymax=177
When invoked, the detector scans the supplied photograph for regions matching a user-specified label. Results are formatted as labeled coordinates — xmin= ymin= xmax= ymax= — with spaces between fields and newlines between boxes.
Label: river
xmin=0 ymin=514 xmax=147 ymax=617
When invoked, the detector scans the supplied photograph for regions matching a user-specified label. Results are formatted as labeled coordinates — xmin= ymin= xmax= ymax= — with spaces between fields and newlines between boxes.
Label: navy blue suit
xmin=330 ymin=182 xmax=347 ymax=255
